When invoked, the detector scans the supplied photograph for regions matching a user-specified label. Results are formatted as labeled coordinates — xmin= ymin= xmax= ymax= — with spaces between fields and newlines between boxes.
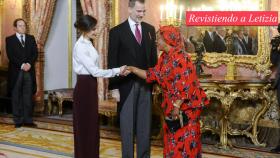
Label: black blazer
xmin=6 ymin=34 xmax=38 ymax=95
xmin=203 ymin=31 xmax=215 ymax=52
xmin=108 ymin=20 xmax=157 ymax=108
xmin=242 ymin=36 xmax=253 ymax=55
xmin=213 ymin=34 xmax=227 ymax=53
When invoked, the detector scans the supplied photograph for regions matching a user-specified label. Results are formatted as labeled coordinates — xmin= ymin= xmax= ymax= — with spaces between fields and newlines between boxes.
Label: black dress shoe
xmin=271 ymin=145 xmax=280 ymax=153
xmin=24 ymin=123 xmax=37 ymax=128
xmin=14 ymin=123 xmax=23 ymax=128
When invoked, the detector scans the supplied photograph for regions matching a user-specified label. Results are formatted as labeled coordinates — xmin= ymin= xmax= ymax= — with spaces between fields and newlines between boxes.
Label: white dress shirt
xmin=208 ymin=31 xmax=214 ymax=41
xmin=16 ymin=32 xmax=28 ymax=69
xmin=128 ymin=16 xmax=142 ymax=37
xmin=243 ymin=36 xmax=248 ymax=44
xmin=16 ymin=32 xmax=25 ymax=42
xmin=73 ymin=35 xmax=120 ymax=77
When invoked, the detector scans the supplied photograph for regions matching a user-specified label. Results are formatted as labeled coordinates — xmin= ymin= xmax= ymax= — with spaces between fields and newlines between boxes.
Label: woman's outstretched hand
xmin=120 ymin=65 xmax=131 ymax=76
xmin=126 ymin=66 xmax=135 ymax=73
xmin=127 ymin=66 xmax=147 ymax=79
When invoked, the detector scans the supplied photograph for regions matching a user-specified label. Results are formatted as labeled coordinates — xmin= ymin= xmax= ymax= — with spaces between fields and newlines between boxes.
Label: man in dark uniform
xmin=6 ymin=18 xmax=38 ymax=128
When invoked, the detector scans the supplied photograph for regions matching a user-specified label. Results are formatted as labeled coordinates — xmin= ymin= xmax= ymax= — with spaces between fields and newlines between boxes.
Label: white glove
xmin=111 ymin=89 xmax=120 ymax=102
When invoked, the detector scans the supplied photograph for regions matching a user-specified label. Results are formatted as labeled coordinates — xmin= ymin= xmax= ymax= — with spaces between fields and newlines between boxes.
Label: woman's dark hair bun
xmin=74 ymin=15 xmax=97 ymax=32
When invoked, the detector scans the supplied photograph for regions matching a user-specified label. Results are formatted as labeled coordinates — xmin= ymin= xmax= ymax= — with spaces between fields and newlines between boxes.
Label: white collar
xmin=128 ymin=16 xmax=141 ymax=27
xmin=80 ymin=35 xmax=92 ymax=44
xmin=16 ymin=32 xmax=25 ymax=38
xmin=217 ymin=33 xmax=224 ymax=40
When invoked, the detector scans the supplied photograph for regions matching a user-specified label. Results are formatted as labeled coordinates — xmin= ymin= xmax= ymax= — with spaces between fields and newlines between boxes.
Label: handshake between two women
xmin=119 ymin=66 xmax=146 ymax=79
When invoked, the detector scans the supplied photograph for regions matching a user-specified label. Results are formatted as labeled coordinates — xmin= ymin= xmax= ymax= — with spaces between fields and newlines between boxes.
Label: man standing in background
xmin=108 ymin=0 xmax=157 ymax=157
xmin=242 ymin=28 xmax=253 ymax=55
xmin=213 ymin=26 xmax=227 ymax=53
xmin=6 ymin=18 xmax=38 ymax=128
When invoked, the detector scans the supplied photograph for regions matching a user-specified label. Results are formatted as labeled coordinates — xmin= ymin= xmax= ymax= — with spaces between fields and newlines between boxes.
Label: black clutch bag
xmin=165 ymin=111 xmax=189 ymax=134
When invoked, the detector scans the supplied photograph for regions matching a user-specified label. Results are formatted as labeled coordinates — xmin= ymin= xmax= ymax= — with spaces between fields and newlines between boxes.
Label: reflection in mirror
xmin=179 ymin=0 xmax=260 ymax=55
xmin=181 ymin=26 xmax=258 ymax=55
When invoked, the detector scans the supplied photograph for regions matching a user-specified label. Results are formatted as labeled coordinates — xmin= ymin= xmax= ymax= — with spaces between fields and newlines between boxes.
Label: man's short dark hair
xmin=13 ymin=18 xmax=27 ymax=27
xmin=128 ymin=0 xmax=145 ymax=8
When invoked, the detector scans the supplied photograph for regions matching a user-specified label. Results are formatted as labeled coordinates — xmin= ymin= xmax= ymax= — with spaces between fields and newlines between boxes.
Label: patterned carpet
xmin=0 ymin=123 xmax=279 ymax=158
xmin=0 ymin=124 xmax=161 ymax=158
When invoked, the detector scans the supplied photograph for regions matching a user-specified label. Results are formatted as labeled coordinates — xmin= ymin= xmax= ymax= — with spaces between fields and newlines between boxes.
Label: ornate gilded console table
xmin=200 ymin=76 xmax=273 ymax=149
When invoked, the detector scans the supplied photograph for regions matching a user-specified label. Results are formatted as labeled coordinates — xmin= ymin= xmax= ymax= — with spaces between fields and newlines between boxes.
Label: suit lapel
xmin=123 ymin=21 xmax=153 ymax=61
xmin=24 ymin=35 xmax=29 ymax=49
xmin=141 ymin=24 xmax=152 ymax=62
xmin=123 ymin=20 xmax=137 ymax=58
xmin=12 ymin=34 xmax=26 ymax=48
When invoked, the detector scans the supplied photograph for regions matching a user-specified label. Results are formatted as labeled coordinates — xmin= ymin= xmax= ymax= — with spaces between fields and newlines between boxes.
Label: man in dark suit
xmin=6 ymin=18 xmax=38 ymax=128
xmin=108 ymin=0 xmax=157 ymax=157
xmin=233 ymin=30 xmax=248 ymax=55
xmin=270 ymin=23 xmax=280 ymax=153
xmin=213 ymin=27 xmax=227 ymax=53
xmin=242 ymin=28 xmax=254 ymax=55
xmin=203 ymin=29 xmax=215 ymax=52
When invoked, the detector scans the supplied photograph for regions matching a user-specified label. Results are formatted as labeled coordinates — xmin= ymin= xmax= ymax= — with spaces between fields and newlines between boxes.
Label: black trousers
xmin=11 ymin=71 xmax=33 ymax=124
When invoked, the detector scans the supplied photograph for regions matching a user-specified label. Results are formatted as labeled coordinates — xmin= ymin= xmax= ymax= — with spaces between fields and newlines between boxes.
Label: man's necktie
xmin=211 ymin=33 xmax=215 ymax=41
xmin=20 ymin=35 xmax=25 ymax=47
xmin=245 ymin=36 xmax=248 ymax=44
xmin=135 ymin=24 xmax=142 ymax=44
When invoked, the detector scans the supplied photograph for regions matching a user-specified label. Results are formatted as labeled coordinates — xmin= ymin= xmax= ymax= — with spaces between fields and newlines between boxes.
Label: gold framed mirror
xmin=178 ymin=0 xmax=271 ymax=76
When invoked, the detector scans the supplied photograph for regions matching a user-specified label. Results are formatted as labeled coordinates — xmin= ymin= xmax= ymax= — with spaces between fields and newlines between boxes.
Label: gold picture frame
xmin=182 ymin=0 xmax=271 ymax=76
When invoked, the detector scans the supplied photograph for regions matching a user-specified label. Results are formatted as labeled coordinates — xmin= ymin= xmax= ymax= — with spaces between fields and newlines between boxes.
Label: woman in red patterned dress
xmin=127 ymin=26 xmax=209 ymax=158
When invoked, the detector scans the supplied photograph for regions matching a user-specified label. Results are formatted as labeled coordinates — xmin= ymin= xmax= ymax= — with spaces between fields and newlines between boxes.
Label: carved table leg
xmin=250 ymin=92 xmax=270 ymax=147
xmin=219 ymin=117 xmax=229 ymax=149
xmin=217 ymin=99 xmax=233 ymax=149
xmin=217 ymin=115 xmax=232 ymax=149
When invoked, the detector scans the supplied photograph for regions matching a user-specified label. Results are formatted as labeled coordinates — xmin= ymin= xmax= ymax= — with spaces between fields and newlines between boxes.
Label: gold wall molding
xmin=110 ymin=0 xmax=119 ymax=27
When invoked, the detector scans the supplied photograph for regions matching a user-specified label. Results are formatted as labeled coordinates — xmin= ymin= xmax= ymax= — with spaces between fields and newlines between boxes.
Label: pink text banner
xmin=185 ymin=11 xmax=278 ymax=26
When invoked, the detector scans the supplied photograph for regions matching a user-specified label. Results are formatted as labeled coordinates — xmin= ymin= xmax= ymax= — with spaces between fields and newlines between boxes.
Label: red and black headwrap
xmin=159 ymin=25 xmax=182 ymax=47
